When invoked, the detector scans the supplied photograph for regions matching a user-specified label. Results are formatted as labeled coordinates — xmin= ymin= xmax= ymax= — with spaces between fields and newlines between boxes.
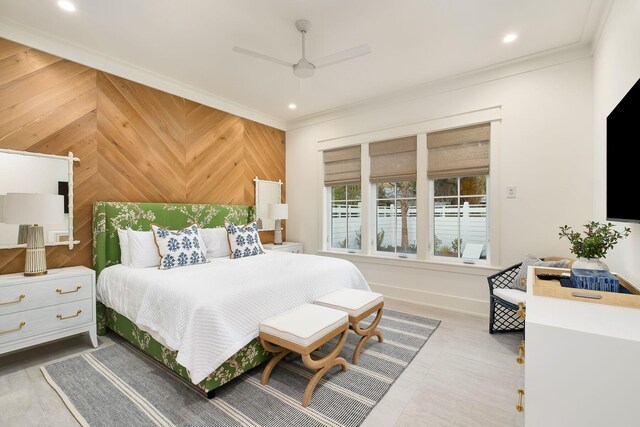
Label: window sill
xmin=318 ymin=250 xmax=501 ymax=276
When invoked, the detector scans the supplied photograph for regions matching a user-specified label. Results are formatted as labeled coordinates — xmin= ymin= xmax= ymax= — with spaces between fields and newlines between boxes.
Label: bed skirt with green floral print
xmin=97 ymin=302 xmax=271 ymax=395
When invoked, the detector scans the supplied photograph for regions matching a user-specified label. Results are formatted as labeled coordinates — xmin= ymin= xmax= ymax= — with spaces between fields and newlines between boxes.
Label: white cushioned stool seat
xmin=259 ymin=303 xmax=350 ymax=407
xmin=260 ymin=303 xmax=348 ymax=347
xmin=494 ymin=288 xmax=527 ymax=305
xmin=314 ymin=289 xmax=384 ymax=317
xmin=314 ymin=288 xmax=385 ymax=364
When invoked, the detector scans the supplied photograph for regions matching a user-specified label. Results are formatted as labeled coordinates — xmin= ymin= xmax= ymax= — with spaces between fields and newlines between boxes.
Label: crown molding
xmin=0 ymin=17 xmax=286 ymax=130
xmin=287 ymin=42 xmax=594 ymax=131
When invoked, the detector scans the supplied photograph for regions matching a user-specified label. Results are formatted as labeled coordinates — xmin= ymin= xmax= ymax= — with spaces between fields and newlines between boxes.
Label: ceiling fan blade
xmin=232 ymin=47 xmax=294 ymax=68
xmin=312 ymin=44 xmax=371 ymax=69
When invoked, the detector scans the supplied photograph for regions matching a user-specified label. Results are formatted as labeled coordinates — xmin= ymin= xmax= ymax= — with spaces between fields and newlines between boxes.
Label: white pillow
xmin=200 ymin=227 xmax=230 ymax=258
xmin=152 ymin=224 xmax=209 ymax=269
xmin=117 ymin=228 xmax=130 ymax=266
xmin=127 ymin=229 xmax=160 ymax=268
xmin=226 ymin=222 xmax=265 ymax=259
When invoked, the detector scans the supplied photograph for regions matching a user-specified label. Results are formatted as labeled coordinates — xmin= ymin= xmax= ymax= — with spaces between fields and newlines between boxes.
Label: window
xmin=323 ymin=145 xmax=362 ymax=251
xmin=433 ymin=175 xmax=487 ymax=259
xmin=376 ymin=181 xmax=417 ymax=255
xmin=322 ymin=121 xmax=494 ymax=267
xmin=369 ymin=136 xmax=417 ymax=256
xmin=428 ymin=123 xmax=490 ymax=263
xmin=330 ymin=184 xmax=361 ymax=251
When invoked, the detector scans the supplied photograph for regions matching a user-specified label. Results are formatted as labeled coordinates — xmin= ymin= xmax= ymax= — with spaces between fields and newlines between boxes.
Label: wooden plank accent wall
xmin=0 ymin=38 xmax=285 ymax=274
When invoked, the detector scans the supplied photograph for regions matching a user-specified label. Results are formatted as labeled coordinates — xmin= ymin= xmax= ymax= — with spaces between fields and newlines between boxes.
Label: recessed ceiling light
xmin=503 ymin=33 xmax=518 ymax=44
xmin=288 ymin=103 xmax=297 ymax=110
xmin=57 ymin=0 xmax=76 ymax=12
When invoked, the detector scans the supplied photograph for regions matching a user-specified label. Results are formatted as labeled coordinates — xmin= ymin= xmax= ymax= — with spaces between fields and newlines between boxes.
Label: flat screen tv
xmin=607 ymin=77 xmax=640 ymax=223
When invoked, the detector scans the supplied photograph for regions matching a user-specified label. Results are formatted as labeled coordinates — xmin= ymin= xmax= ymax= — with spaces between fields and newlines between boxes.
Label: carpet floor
xmin=42 ymin=309 xmax=440 ymax=427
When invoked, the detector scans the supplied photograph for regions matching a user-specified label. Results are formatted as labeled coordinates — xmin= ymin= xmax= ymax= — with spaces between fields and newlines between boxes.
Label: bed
xmin=92 ymin=201 xmax=369 ymax=396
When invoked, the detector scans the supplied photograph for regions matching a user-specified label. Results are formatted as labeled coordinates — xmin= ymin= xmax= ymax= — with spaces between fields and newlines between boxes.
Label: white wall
xmin=287 ymin=50 xmax=595 ymax=316
xmin=593 ymin=0 xmax=640 ymax=285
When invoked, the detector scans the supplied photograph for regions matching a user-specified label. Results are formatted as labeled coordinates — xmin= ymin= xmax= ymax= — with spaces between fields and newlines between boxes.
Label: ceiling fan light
xmin=293 ymin=61 xmax=315 ymax=78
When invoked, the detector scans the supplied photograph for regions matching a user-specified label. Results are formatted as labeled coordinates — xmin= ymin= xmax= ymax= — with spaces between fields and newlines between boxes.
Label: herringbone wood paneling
xmin=0 ymin=38 xmax=285 ymax=274
xmin=0 ymin=38 xmax=97 ymax=274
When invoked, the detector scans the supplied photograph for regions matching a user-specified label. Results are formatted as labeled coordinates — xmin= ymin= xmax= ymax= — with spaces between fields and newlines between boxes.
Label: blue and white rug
xmin=42 ymin=309 xmax=440 ymax=427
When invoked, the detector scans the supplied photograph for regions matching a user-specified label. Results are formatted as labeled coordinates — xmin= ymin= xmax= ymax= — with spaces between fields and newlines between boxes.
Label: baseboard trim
xmin=369 ymin=282 xmax=489 ymax=318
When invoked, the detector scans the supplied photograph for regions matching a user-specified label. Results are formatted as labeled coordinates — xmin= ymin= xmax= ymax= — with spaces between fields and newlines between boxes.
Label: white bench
xmin=259 ymin=303 xmax=349 ymax=407
xmin=315 ymin=289 xmax=384 ymax=364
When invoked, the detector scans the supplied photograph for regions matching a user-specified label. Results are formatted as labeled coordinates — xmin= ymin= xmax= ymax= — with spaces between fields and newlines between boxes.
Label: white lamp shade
xmin=268 ymin=203 xmax=288 ymax=220
xmin=2 ymin=193 xmax=65 ymax=225
xmin=0 ymin=194 xmax=4 ymax=222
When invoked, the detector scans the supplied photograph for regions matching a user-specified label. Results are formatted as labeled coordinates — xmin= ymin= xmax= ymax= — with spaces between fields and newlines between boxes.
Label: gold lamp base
xmin=24 ymin=270 xmax=47 ymax=277
xmin=24 ymin=225 xmax=47 ymax=277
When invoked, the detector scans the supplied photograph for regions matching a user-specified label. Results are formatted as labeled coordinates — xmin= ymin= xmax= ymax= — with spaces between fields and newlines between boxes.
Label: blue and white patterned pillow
xmin=225 ymin=222 xmax=265 ymax=259
xmin=151 ymin=224 xmax=209 ymax=270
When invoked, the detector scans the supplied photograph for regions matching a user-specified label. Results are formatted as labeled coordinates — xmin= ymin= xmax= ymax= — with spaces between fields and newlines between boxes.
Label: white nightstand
xmin=0 ymin=266 xmax=97 ymax=356
xmin=263 ymin=242 xmax=304 ymax=254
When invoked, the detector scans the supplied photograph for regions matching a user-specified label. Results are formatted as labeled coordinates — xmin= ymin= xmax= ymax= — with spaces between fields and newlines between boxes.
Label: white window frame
xmin=428 ymin=176 xmax=490 ymax=266
xmin=372 ymin=181 xmax=418 ymax=259
xmin=318 ymin=108 xmax=501 ymax=270
xmin=326 ymin=184 xmax=363 ymax=254
xmin=425 ymin=120 xmax=500 ymax=267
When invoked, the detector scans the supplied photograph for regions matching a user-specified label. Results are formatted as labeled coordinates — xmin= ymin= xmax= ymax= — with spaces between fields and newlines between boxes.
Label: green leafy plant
xmin=451 ymin=238 xmax=462 ymax=255
xmin=434 ymin=235 xmax=442 ymax=252
xmin=558 ymin=221 xmax=631 ymax=259
xmin=355 ymin=229 xmax=385 ymax=249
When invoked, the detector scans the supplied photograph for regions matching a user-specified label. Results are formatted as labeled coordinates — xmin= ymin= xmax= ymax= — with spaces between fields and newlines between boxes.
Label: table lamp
xmin=268 ymin=203 xmax=288 ymax=245
xmin=2 ymin=193 xmax=65 ymax=276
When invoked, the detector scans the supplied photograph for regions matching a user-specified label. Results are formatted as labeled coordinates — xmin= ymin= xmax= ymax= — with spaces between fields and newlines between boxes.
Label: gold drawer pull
xmin=516 ymin=389 xmax=525 ymax=413
xmin=516 ymin=340 xmax=525 ymax=364
xmin=0 ymin=321 xmax=26 ymax=335
xmin=56 ymin=285 xmax=82 ymax=295
xmin=0 ymin=294 xmax=25 ymax=306
xmin=57 ymin=310 xmax=82 ymax=320
xmin=516 ymin=302 xmax=526 ymax=320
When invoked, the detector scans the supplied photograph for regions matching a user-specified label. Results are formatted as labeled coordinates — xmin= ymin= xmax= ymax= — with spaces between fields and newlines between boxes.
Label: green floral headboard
xmin=92 ymin=202 xmax=252 ymax=277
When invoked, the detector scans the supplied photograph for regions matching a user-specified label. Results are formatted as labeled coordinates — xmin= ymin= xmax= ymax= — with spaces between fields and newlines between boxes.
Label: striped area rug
xmin=42 ymin=309 xmax=439 ymax=427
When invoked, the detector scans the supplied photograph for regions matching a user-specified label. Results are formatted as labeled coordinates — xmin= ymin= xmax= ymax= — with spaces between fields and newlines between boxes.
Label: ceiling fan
xmin=233 ymin=19 xmax=371 ymax=78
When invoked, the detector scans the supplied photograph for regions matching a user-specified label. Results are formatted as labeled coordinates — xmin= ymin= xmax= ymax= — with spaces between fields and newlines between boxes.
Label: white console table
xmin=524 ymin=267 xmax=640 ymax=426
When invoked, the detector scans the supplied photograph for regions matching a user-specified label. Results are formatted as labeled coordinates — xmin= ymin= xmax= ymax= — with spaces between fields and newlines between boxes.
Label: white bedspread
xmin=97 ymin=251 xmax=369 ymax=384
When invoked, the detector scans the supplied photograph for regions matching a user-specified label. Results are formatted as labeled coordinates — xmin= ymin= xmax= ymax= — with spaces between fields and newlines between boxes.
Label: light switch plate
xmin=507 ymin=186 xmax=517 ymax=198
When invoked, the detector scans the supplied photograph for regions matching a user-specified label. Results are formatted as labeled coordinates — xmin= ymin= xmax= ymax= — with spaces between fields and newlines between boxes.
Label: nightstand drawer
xmin=0 ymin=298 xmax=93 ymax=345
xmin=276 ymin=246 xmax=302 ymax=254
xmin=0 ymin=274 xmax=93 ymax=315
xmin=263 ymin=242 xmax=304 ymax=254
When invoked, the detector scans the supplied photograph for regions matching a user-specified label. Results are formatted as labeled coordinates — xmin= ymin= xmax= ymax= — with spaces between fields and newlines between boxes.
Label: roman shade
xmin=427 ymin=123 xmax=490 ymax=179
xmin=369 ymin=136 xmax=417 ymax=182
xmin=323 ymin=146 xmax=361 ymax=186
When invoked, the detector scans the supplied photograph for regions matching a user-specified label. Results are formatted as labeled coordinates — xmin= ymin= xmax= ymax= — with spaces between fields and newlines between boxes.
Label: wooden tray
xmin=532 ymin=266 xmax=640 ymax=309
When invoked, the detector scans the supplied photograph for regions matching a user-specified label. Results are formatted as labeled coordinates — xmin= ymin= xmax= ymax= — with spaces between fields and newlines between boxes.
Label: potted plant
xmin=558 ymin=221 xmax=631 ymax=270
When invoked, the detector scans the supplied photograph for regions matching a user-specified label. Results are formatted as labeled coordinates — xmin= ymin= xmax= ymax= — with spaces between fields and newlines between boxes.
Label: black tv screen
xmin=607 ymin=77 xmax=640 ymax=223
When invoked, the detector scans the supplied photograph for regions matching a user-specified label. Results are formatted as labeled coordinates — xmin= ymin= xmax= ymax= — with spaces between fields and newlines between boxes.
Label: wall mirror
xmin=0 ymin=149 xmax=78 ymax=250
xmin=254 ymin=177 xmax=282 ymax=231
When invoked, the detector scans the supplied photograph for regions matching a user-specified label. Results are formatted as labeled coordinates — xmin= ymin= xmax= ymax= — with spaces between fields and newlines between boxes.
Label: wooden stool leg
xmin=260 ymin=339 xmax=291 ymax=385
xmin=300 ymin=329 xmax=349 ymax=407
xmin=351 ymin=305 xmax=384 ymax=364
